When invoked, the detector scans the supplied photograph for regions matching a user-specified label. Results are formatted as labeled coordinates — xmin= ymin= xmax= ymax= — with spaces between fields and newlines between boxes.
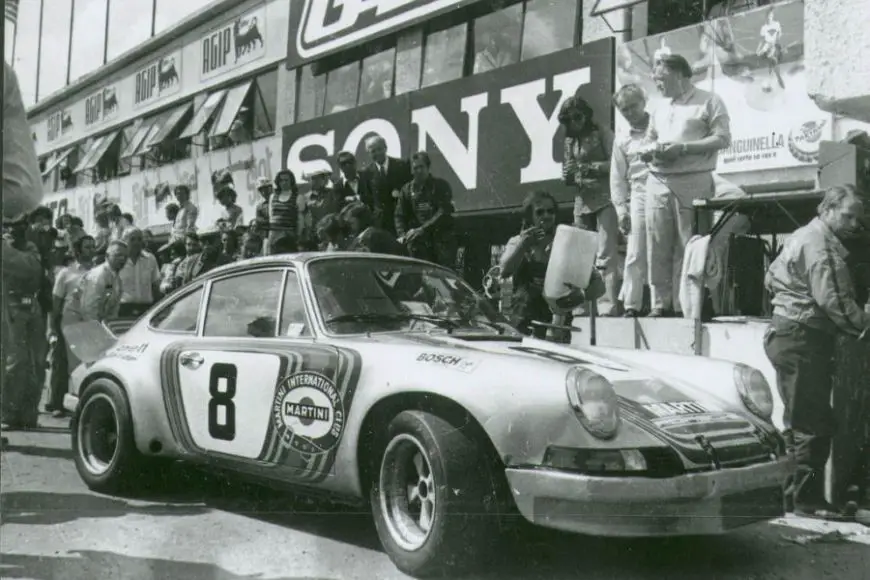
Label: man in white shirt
xmin=65 ymin=241 xmax=128 ymax=325
xmin=118 ymin=228 xmax=161 ymax=318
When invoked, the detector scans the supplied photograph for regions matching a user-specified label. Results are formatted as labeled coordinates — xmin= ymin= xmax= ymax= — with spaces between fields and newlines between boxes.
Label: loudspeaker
xmin=818 ymin=141 xmax=870 ymax=196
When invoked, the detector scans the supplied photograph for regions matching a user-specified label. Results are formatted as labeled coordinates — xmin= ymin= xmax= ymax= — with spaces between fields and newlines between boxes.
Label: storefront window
xmin=473 ymin=4 xmax=522 ymax=74
xmin=359 ymin=48 xmax=396 ymax=106
xmin=154 ymin=0 xmax=212 ymax=34
xmin=107 ymin=0 xmax=154 ymax=62
xmin=324 ymin=61 xmax=360 ymax=115
xmin=37 ymin=0 xmax=73 ymax=99
xmin=69 ymin=0 xmax=109 ymax=82
xmin=395 ymin=29 xmax=423 ymax=95
xmin=253 ymin=69 xmax=278 ymax=138
xmin=521 ymin=0 xmax=578 ymax=61
xmin=9 ymin=0 xmax=40 ymax=105
xmin=421 ymin=23 xmax=468 ymax=88
xmin=297 ymin=65 xmax=326 ymax=122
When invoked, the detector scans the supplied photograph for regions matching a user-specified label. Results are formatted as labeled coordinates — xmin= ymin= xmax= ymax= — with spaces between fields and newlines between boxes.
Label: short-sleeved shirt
xmin=119 ymin=250 xmax=160 ymax=304
xmin=53 ymin=262 xmax=93 ymax=324
xmin=66 ymin=263 xmax=122 ymax=323
xmin=171 ymin=201 xmax=199 ymax=241
xmin=220 ymin=205 xmax=245 ymax=230
xmin=646 ymin=86 xmax=731 ymax=175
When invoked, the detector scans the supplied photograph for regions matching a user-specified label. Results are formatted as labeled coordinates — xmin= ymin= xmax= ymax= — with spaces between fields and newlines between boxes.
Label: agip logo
xmin=289 ymin=0 xmax=482 ymax=67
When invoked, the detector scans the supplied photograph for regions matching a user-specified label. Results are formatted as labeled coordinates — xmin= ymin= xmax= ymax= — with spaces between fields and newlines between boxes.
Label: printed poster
xmin=617 ymin=0 xmax=831 ymax=174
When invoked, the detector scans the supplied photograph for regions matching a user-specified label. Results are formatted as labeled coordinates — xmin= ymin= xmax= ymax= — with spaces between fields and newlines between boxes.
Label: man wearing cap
xmin=213 ymin=170 xmax=245 ymax=230
xmin=299 ymin=169 xmax=342 ymax=251
xmin=641 ymin=52 xmax=731 ymax=317
xmin=3 ymin=63 xmax=48 ymax=439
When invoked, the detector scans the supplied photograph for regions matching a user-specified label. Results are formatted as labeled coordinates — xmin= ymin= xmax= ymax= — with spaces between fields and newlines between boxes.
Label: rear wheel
xmin=370 ymin=410 xmax=501 ymax=577
xmin=71 ymin=378 xmax=146 ymax=494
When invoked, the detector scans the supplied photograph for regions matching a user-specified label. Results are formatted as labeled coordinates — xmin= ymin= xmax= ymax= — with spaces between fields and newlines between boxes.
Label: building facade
xmin=11 ymin=0 xmax=870 ymax=283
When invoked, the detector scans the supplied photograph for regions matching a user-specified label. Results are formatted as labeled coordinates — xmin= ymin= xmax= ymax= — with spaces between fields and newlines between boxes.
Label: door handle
xmin=179 ymin=352 xmax=205 ymax=370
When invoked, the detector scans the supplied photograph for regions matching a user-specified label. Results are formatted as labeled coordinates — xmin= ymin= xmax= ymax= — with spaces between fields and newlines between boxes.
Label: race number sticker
xmin=272 ymin=371 xmax=345 ymax=454
xmin=642 ymin=401 xmax=710 ymax=418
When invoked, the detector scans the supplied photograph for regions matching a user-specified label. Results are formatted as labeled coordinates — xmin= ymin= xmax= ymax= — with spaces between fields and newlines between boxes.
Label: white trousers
xmin=645 ymin=171 xmax=714 ymax=311
xmin=621 ymin=191 xmax=647 ymax=311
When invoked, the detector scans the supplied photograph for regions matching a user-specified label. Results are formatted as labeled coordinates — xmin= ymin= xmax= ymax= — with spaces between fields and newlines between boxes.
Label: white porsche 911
xmin=63 ymin=252 xmax=793 ymax=578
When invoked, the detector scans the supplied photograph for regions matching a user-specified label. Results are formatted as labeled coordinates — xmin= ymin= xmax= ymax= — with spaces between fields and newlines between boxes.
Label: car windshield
xmin=307 ymin=258 xmax=519 ymax=337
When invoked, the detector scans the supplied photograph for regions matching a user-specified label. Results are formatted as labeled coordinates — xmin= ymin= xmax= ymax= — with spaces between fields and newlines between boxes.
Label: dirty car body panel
xmin=64 ymin=252 xmax=793 ymax=539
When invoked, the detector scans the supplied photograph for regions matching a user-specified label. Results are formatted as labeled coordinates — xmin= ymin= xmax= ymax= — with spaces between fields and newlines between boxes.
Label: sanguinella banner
xmin=617 ymin=0 xmax=832 ymax=174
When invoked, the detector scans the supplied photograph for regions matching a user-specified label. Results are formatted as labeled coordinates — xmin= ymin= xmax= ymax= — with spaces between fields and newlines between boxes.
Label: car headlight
xmin=565 ymin=366 xmax=620 ymax=439
xmin=734 ymin=364 xmax=774 ymax=420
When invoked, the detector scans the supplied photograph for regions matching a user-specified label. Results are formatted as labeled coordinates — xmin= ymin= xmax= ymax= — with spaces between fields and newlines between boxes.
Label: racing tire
xmin=370 ymin=410 xmax=500 ymax=577
xmin=70 ymin=378 xmax=146 ymax=494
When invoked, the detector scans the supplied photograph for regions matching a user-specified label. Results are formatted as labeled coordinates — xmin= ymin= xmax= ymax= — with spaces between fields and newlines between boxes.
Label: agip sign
xmin=283 ymin=39 xmax=615 ymax=212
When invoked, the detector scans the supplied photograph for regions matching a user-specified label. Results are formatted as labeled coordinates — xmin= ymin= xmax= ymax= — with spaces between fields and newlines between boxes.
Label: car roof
xmin=198 ymin=252 xmax=438 ymax=280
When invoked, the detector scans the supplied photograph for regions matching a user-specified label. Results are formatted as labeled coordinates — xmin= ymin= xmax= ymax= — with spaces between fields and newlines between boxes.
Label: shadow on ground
xmin=0 ymin=550 xmax=335 ymax=580
xmin=0 ymin=491 xmax=207 ymax=526
xmin=3 ymin=444 xmax=73 ymax=460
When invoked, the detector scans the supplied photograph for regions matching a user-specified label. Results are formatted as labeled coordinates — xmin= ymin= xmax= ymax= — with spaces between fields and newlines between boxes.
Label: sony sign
xmin=283 ymin=39 xmax=615 ymax=213
xmin=287 ymin=0 xmax=484 ymax=68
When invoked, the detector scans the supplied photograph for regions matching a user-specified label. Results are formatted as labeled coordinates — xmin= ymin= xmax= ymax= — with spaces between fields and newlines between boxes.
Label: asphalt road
xmin=1 ymin=416 xmax=869 ymax=580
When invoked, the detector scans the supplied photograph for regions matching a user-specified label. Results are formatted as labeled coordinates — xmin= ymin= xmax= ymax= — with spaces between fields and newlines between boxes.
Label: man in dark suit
xmin=363 ymin=135 xmax=411 ymax=236
xmin=335 ymin=151 xmax=375 ymax=209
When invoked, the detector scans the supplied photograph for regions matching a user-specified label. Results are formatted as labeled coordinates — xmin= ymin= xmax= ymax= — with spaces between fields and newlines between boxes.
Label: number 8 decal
xmin=208 ymin=363 xmax=237 ymax=441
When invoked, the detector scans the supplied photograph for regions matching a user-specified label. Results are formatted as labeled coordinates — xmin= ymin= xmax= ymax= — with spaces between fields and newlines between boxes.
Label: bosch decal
xmin=642 ymin=401 xmax=710 ymax=419
xmin=416 ymin=352 xmax=477 ymax=373
xmin=272 ymin=371 xmax=345 ymax=454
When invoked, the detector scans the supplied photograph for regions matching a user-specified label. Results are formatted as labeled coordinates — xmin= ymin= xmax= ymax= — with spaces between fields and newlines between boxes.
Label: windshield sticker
xmin=104 ymin=343 xmax=149 ymax=361
xmin=272 ymin=371 xmax=345 ymax=454
xmin=416 ymin=352 xmax=478 ymax=373
xmin=641 ymin=401 xmax=710 ymax=418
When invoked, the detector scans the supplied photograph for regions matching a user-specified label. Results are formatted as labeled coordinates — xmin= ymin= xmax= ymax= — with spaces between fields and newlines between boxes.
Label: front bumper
xmin=505 ymin=457 xmax=793 ymax=537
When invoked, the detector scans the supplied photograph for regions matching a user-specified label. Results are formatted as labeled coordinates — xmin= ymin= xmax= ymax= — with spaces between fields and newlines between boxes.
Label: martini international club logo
xmin=272 ymin=371 xmax=345 ymax=454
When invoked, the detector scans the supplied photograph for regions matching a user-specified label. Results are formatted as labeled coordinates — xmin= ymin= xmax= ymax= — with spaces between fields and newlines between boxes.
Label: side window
xmin=203 ymin=270 xmax=283 ymax=338
xmin=280 ymin=271 xmax=311 ymax=337
xmin=150 ymin=287 xmax=204 ymax=333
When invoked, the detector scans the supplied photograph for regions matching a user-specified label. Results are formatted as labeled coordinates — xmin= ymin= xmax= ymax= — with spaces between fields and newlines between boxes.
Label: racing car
xmin=64 ymin=252 xmax=792 ymax=578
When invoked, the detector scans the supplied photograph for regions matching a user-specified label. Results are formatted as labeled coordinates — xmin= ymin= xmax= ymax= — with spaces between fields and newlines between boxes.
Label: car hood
xmin=352 ymin=332 xmax=781 ymax=470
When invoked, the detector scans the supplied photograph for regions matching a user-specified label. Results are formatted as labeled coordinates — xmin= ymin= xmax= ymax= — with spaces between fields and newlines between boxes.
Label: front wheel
xmin=370 ymin=410 xmax=501 ymax=577
xmin=70 ymin=378 xmax=145 ymax=494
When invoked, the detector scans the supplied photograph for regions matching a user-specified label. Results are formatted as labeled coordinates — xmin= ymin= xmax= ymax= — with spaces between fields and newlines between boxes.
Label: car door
xmin=162 ymin=267 xmax=362 ymax=485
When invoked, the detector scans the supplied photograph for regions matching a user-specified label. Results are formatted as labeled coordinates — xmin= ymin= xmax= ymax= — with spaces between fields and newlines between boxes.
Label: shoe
xmin=51 ymin=409 xmax=68 ymax=419
xmin=624 ymin=309 xmax=640 ymax=318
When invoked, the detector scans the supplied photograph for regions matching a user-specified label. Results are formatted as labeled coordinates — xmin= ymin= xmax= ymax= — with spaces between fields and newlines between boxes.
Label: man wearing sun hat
xmin=299 ymin=168 xmax=343 ymax=250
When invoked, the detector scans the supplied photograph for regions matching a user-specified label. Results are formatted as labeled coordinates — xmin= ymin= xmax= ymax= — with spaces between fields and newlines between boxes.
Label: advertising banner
xmin=617 ymin=0 xmax=831 ymax=174
xmin=283 ymin=38 xmax=615 ymax=212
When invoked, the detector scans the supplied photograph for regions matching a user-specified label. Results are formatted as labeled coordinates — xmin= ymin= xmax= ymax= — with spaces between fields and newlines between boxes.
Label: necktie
xmin=379 ymin=164 xmax=386 ymax=179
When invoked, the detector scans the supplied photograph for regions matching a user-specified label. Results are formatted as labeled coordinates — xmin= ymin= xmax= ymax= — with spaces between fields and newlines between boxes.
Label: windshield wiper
xmin=324 ymin=312 xmax=461 ymax=331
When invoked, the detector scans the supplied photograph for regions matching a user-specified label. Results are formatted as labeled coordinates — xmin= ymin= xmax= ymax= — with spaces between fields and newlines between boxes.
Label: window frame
xmin=199 ymin=267 xmax=290 ymax=339
xmin=148 ymin=282 xmax=207 ymax=335
xmin=278 ymin=269 xmax=314 ymax=338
